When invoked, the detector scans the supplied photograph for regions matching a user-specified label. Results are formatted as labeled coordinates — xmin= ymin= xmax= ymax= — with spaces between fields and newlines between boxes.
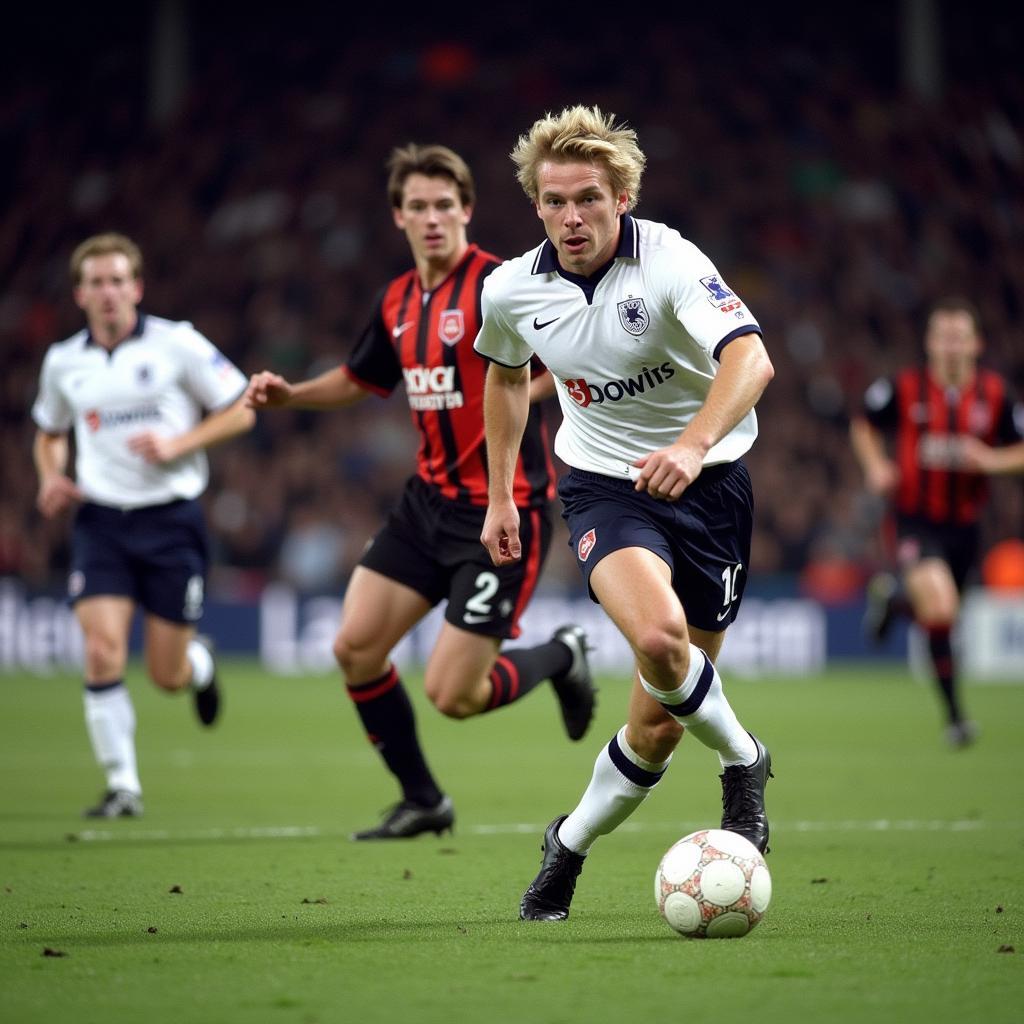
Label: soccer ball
xmin=654 ymin=828 xmax=771 ymax=938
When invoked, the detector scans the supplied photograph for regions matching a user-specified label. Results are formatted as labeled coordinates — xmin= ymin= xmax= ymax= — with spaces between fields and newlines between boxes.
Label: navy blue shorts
xmin=558 ymin=462 xmax=753 ymax=632
xmin=359 ymin=475 xmax=552 ymax=640
xmin=69 ymin=499 xmax=209 ymax=623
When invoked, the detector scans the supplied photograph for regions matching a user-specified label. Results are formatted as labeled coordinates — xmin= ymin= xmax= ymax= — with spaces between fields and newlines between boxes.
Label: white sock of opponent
xmin=187 ymin=639 xmax=214 ymax=691
xmin=83 ymin=682 xmax=141 ymax=795
xmin=557 ymin=726 xmax=672 ymax=856
xmin=639 ymin=645 xmax=757 ymax=768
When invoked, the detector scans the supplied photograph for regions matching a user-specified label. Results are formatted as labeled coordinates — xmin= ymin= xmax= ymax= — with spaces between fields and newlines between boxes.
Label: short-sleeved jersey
xmin=344 ymin=244 xmax=555 ymax=509
xmin=473 ymin=216 xmax=762 ymax=480
xmin=32 ymin=313 xmax=247 ymax=508
xmin=862 ymin=366 xmax=1024 ymax=525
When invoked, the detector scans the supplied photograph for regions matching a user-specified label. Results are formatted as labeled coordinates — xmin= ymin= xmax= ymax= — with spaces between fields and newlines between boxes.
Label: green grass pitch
xmin=2 ymin=661 xmax=1022 ymax=1023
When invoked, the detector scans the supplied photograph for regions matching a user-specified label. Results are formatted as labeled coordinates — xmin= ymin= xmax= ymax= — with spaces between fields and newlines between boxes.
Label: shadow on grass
xmin=12 ymin=912 xmax=669 ymax=950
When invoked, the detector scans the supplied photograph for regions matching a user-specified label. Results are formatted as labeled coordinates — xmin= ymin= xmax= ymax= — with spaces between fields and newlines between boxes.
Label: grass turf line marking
xmin=68 ymin=818 xmax=989 ymax=843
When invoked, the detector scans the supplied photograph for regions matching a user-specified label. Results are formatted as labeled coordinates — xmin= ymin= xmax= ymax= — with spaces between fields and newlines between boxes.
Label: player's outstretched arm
xmin=246 ymin=366 xmax=367 ymax=411
xmin=850 ymin=416 xmax=898 ymax=495
xmin=245 ymin=371 xmax=294 ymax=409
xmin=959 ymin=436 xmax=1024 ymax=475
xmin=481 ymin=361 xmax=531 ymax=565
xmin=33 ymin=430 xmax=83 ymax=518
xmin=128 ymin=395 xmax=256 ymax=465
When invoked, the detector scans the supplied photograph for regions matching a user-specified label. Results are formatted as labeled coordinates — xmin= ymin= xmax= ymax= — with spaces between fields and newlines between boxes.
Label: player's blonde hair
xmin=386 ymin=143 xmax=476 ymax=210
xmin=511 ymin=105 xmax=646 ymax=210
xmin=70 ymin=233 xmax=143 ymax=285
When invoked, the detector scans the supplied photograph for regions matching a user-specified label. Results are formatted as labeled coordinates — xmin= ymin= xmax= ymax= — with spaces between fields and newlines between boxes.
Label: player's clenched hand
xmin=127 ymin=431 xmax=182 ymax=464
xmin=958 ymin=435 xmax=997 ymax=473
xmin=481 ymin=500 xmax=522 ymax=566
xmin=245 ymin=371 xmax=294 ymax=409
xmin=632 ymin=442 xmax=704 ymax=501
xmin=865 ymin=459 xmax=899 ymax=496
xmin=37 ymin=475 xmax=83 ymax=519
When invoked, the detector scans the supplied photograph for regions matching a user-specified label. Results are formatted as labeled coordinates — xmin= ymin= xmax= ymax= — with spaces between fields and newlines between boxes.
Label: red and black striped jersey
xmin=862 ymin=366 xmax=1024 ymax=525
xmin=344 ymin=244 xmax=555 ymax=509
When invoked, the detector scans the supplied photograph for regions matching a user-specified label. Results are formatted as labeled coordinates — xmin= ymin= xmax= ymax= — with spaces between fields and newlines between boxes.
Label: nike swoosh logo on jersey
xmin=392 ymin=321 xmax=415 ymax=338
xmin=716 ymin=606 xmax=735 ymax=622
xmin=463 ymin=613 xmax=492 ymax=625
xmin=533 ymin=317 xmax=560 ymax=330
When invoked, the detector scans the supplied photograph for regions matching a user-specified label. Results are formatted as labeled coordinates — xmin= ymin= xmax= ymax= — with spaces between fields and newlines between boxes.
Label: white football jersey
xmin=474 ymin=216 xmax=762 ymax=479
xmin=32 ymin=314 xmax=247 ymax=508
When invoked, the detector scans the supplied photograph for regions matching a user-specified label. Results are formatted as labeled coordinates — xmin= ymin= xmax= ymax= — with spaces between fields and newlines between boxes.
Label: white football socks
xmin=187 ymin=639 xmax=214 ymax=691
xmin=639 ymin=644 xmax=756 ymax=768
xmin=558 ymin=726 xmax=671 ymax=855
xmin=83 ymin=683 xmax=141 ymax=795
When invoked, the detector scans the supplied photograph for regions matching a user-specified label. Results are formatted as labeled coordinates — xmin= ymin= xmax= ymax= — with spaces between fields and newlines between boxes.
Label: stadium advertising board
xmin=2 ymin=577 xmax=1020 ymax=680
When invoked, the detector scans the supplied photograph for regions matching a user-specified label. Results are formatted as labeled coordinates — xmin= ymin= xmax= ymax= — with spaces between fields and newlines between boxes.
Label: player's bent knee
xmin=332 ymin=633 xmax=351 ymax=671
xmin=333 ymin=630 xmax=392 ymax=683
xmin=148 ymin=660 xmax=190 ymax=690
xmin=632 ymin=621 xmax=690 ymax=676
xmin=917 ymin=611 xmax=957 ymax=631
xmin=333 ymin=631 xmax=367 ymax=675
xmin=426 ymin=686 xmax=479 ymax=720
xmin=83 ymin=632 xmax=127 ymax=679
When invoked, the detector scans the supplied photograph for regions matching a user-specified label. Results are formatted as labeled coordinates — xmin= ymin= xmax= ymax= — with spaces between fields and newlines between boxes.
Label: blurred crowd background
xmin=2 ymin=1 xmax=1022 ymax=603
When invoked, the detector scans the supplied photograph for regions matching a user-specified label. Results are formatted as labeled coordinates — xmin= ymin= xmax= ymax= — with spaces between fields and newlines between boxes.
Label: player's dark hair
xmin=929 ymin=297 xmax=982 ymax=335
xmin=387 ymin=144 xmax=475 ymax=209
xmin=70 ymin=233 xmax=144 ymax=285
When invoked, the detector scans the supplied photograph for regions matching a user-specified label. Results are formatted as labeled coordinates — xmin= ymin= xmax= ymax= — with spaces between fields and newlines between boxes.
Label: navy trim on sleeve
xmin=474 ymin=350 xmax=534 ymax=370
xmin=713 ymin=325 xmax=763 ymax=362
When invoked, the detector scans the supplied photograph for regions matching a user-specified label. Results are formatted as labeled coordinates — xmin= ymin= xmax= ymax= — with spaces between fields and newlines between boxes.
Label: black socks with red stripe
xmin=484 ymin=641 xmax=572 ymax=711
xmin=346 ymin=667 xmax=442 ymax=808
xmin=924 ymin=623 xmax=963 ymax=724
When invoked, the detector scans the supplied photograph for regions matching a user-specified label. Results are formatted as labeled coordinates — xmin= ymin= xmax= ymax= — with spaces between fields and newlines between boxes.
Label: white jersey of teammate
xmin=474 ymin=215 xmax=762 ymax=479
xmin=32 ymin=313 xmax=247 ymax=508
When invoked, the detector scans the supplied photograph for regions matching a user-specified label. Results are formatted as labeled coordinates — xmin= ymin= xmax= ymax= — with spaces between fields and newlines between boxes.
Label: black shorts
xmin=894 ymin=515 xmax=979 ymax=591
xmin=69 ymin=499 xmax=209 ymax=623
xmin=359 ymin=475 xmax=553 ymax=640
xmin=558 ymin=462 xmax=753 ymax=632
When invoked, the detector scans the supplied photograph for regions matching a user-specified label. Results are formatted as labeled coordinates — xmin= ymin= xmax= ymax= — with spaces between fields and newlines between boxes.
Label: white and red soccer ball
xmin=655 ymin=828 xmax=772 ymax=938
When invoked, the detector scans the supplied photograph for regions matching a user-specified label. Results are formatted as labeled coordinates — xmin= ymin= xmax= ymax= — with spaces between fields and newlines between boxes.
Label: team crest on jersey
xmin=617 ymin=298 xmax=649 ymax=337
xmin=968 ymin=400 xmax=991 ymax=434
xmin=700 ymin=274 xmax=736 ymax=308
xmin=438 ymin=309 xmax=465 ymax=346
xmin=577 ymin=528 xmax=597 ymax=562
xmin=211 ymin=351 xmax=236 ymax=379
